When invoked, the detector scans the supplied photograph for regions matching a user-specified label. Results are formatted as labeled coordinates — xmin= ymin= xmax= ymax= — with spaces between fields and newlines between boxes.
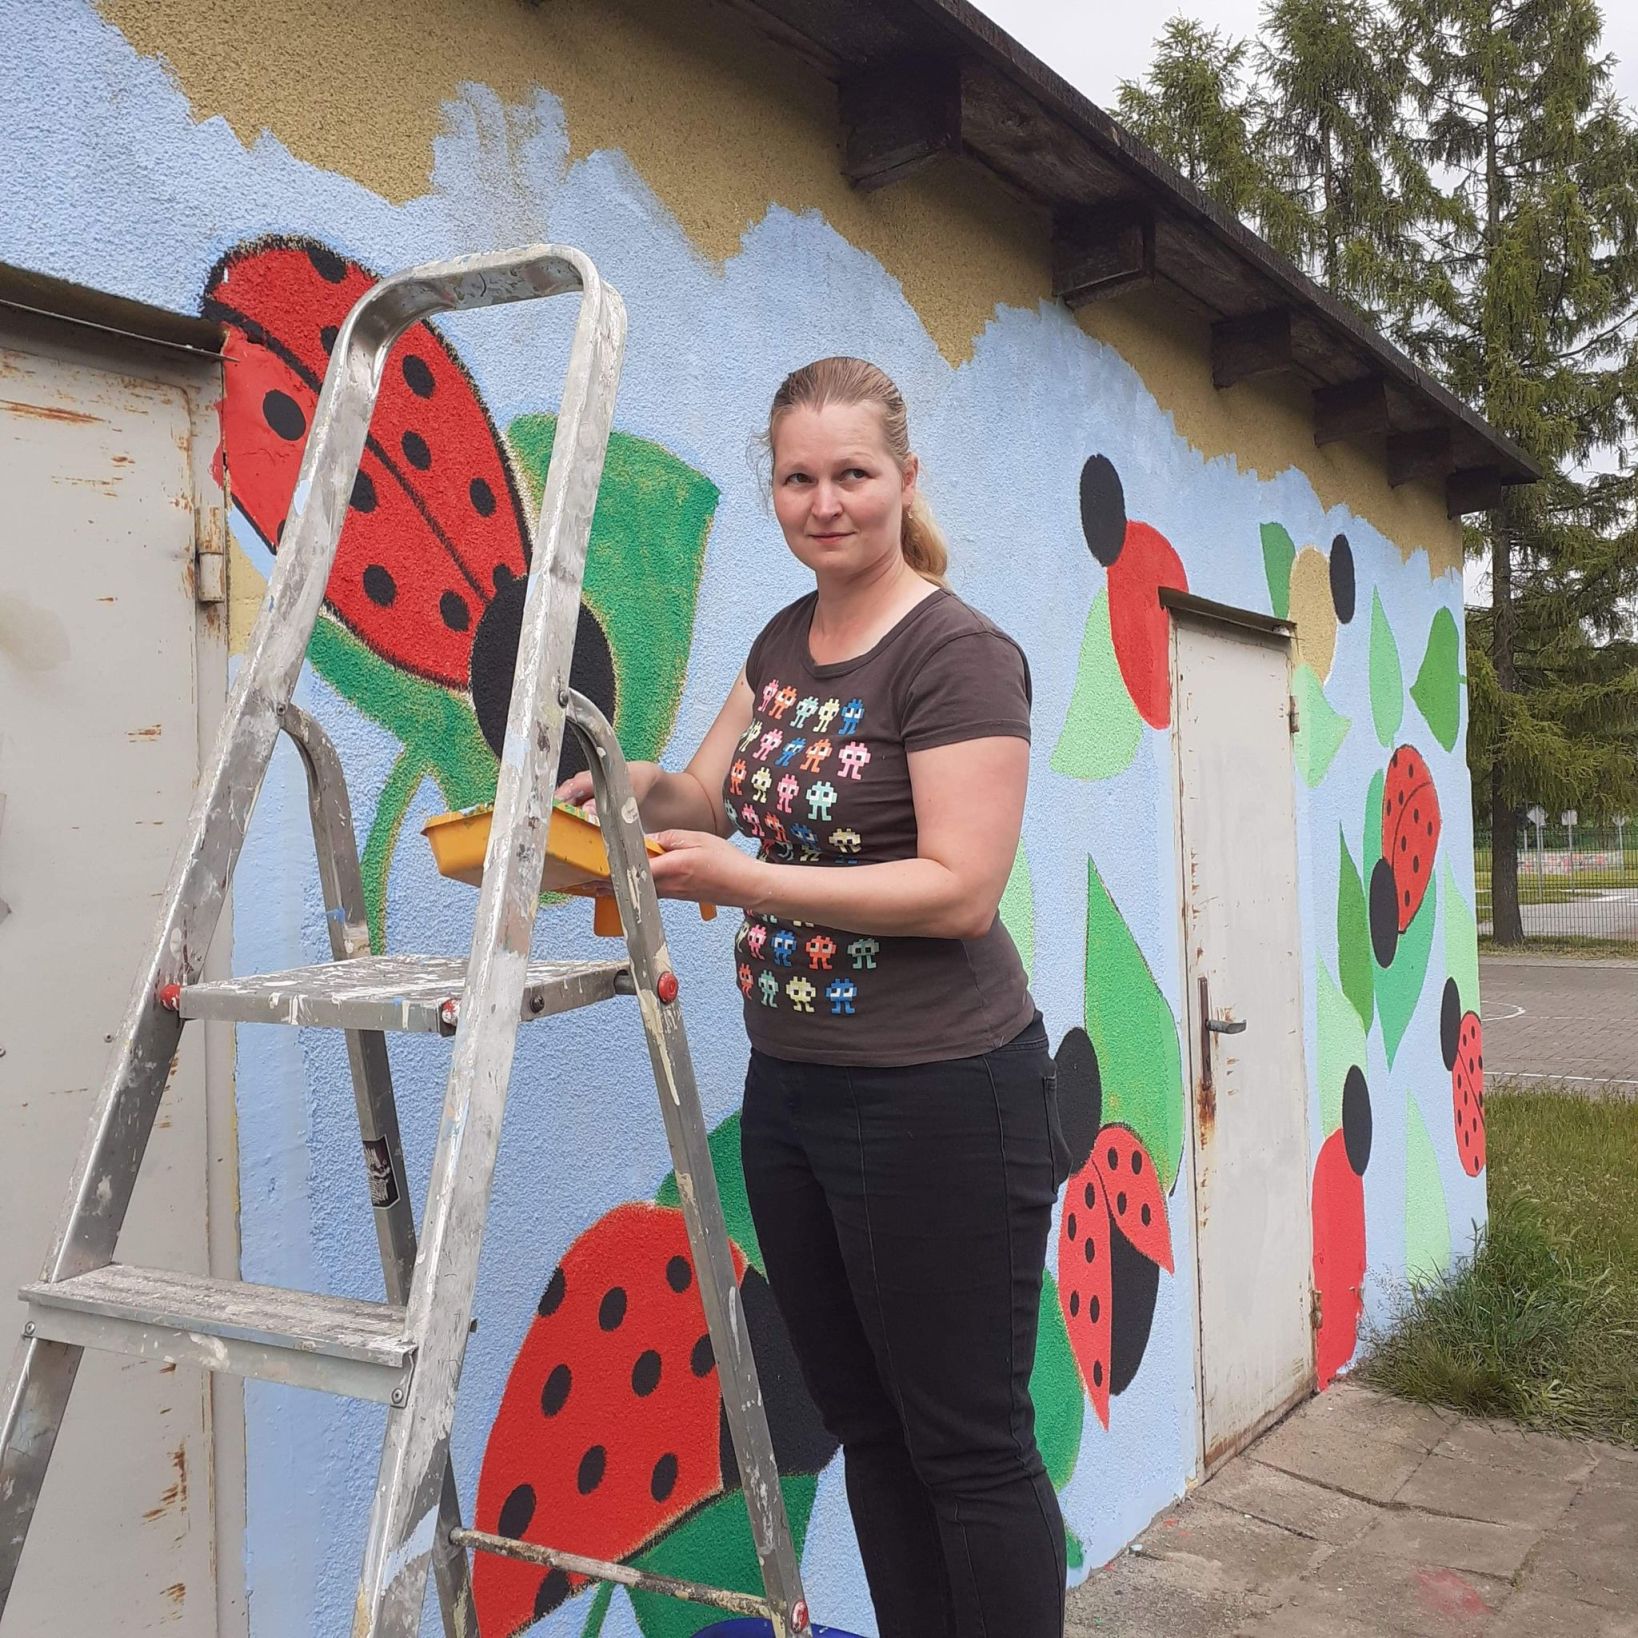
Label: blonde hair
xmin=767 ymin=357 xmax=950 ymax=587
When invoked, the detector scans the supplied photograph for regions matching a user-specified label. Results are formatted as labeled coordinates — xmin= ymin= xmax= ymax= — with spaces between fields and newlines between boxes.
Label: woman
xmin=558 ymin=357 xmax=1067 ymax=1638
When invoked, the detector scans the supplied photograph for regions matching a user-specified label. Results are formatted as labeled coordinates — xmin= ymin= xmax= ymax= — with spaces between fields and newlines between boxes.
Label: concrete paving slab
xmin=1433 ymin=1416 xmax=1600 ymax=1482
xmin=1297 ymin=1381 xmax=1457 ymax=1452
xmin=1394 ymin=1449 xmax=1581 ymax=1529
xmin=1247 ymin=1418 xmax=1427 ymax=1504
xmin=1487 ymin=1589 xmax=1638 ymax=1638
xmin=1352 ymin=1509 xmax=1539 ymax=1579
xmin=1198 ymin=1458 xmax=1383 ymax=1546
xmin=1515 ymin=1475 xmax=1638 ymax=1612
xmin=1276 ymin=1546 xmax=1508 ymax=1635
xmin=1065 ymin=1554 xmax=1275 ymax=1636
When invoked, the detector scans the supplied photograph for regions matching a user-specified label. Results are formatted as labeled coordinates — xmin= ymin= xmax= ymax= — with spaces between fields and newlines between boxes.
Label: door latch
xmin=1198 ymin=975 xmax=1247 ymax=1093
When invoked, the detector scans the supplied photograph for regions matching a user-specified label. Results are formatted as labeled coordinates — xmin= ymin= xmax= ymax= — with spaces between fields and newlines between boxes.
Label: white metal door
xmin=1172 ymin=607 xmax=1312 ymax=1472
xmin=0 ymin=316 xmax=234 ymax=1633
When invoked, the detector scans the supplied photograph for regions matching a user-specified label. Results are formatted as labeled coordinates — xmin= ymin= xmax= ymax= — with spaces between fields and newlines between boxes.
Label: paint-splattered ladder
xmin=0 ymin=245 xmax=813 ymax=1638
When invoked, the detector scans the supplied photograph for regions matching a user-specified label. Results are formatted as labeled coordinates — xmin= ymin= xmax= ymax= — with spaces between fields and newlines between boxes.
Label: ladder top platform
xmin=173 ymin=955 xmax=630 ymax=1034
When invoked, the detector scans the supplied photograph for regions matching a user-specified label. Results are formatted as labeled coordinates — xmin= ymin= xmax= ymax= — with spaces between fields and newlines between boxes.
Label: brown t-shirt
xmin=724 ymin=587 xmax=1036 ymax=1066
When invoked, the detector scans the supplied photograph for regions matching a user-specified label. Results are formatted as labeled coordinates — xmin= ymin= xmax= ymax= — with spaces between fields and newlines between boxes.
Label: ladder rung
xmin=21 ymin=1265 xmax=415 ymax=1404
xmin=170 ymin=954 xmax=631 ymax=1034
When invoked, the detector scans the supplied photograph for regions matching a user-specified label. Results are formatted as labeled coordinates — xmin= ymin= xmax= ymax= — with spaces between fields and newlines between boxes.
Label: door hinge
xmin=194 ymin=492 xmax=227 ymax=606
xmin=1309 ymin=1287 xmax=1323 ymax=1331
xmin=1288 ymin=694 xmax=1300 ymax=735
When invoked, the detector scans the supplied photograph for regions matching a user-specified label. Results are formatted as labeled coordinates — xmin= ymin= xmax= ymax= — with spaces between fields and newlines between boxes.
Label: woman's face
xmin=770 ymin=402 xmax=917 ymax=583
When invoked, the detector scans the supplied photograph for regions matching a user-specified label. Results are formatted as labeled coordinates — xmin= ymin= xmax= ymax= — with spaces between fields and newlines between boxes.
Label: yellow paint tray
xmin=421 ymin=801 xmax=715 ymax=937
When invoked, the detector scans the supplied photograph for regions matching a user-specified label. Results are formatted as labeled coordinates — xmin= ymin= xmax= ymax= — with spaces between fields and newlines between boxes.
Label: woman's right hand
xmin=554 ymin=770 xmax=599 ymax=820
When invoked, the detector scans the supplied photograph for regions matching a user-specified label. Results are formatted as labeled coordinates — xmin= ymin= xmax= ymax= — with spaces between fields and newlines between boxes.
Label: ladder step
xmin=21 ymin=1265 xmax=415 ymax=1404
xmin=170 ymin=954 xmax=631 ymax=1034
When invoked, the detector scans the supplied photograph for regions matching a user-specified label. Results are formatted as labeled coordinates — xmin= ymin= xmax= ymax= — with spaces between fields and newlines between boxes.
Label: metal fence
xmin=1474 ymin=819 xmax=1638 ymax=946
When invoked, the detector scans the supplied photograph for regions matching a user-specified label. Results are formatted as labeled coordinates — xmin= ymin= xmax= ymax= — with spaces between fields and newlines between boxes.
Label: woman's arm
xmin=555 ymin=672 xmax=755 ymax=837
xmin=648 ymin=734 xmax=1029 ymax=939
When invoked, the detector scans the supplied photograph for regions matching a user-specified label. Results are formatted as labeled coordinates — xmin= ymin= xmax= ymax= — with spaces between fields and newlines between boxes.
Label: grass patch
xmin=1362 ymin=1085 xmax=1638 ymax=1445
xmin=1479 ymin=935 xmax=1637 ymax=960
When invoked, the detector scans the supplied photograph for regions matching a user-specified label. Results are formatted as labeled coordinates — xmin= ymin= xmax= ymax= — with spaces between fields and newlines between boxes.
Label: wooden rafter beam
xmin=1313 ymin=376 xmax=1388 ymax=446
xmin=840 ymin=58 xmax=961 ymax=192
xmin=1210 ymin=309 xmax=1293 ymax=389
xmin=1387 ymin=427 xmax=1452 ymax=488
xmin=1445 ymin=466 xmax=1503 ymax=518
xmin=1052 ymin=204 xmax=1154 ymax=306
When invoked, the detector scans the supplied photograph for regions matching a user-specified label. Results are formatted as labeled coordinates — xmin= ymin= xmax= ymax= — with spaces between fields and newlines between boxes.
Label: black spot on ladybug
xmin=1089 ymin=1294 xmax=1101 ymax=1324
xmin=691 ymin=1333 xmax=714 ymax=1377
xmin=470 ymin=476 xmax=497 ymax=517
xmin=497 ymin=1483 xmax=535 ymax=1539
xmin=1369 ymin=856 xmax=1400 ymax=966
xmin=401 ymin=430 xmax=431 ymax=470
xmin=307 ymin=244 xmax=348 ymax=283
xmin=1066 ymin=1213 xmax=1078 ymax=1241
xmin=1130 ymin=1151 xmax=1143 ymax=1175
xmin=577 ymin=1445 xmax=606 ymax=1494
xmin=1141 ymin=1203 xmax=1152 ymax=1227
xmin=1069 ymin=1290 xmax=1080 ymax=1317
xmin=598 ymin=1287 xmax=627 ymax=1331
xmin=319 ymin=324 xmax=338 ymax=355
xmin=1079 ymin=453 xmax=1127 ymax=567
xmin=362 ymin=565 xmax=396 ymax=608
xmin=1329 ymin=533 xmax=1356 ymax=623
xmin=650 ymin=1453 xmax=678 ymax=1504
xmin=1092 ymin=1360 xmax=1104 ymax=1387
xmin=351 ymin=471 xmax=376 ymax=513
xmin=470 ymin=574 xmax=617 ymax=781
xmin=1116 ymin=1190 xmax=1128 ymax=1216
xmin=492 ymin=563 xmax=513 ymax=592
xmin=1342 ymin=1065 xmax=1372 ymax=1176
xmin=538 ymin=1266 xmax=566 ymax=1317
xmin=439 ymin=590 xmax=470 ymax=633
xmin=402 ymin=354 xmax=435 ymax=398
xmin=263 ymin=390 xmax=306 ymax=442
xmin=1053 ymin=1028 xmax=1103 ymax=1170
xmin=540 ymin=1363 xmax=571 ymax=1417
xmin=1083 ymin=1237 xmax=1096 ymax=1264
xmin=534 ymin=1568 xmax=570 ymax=1619
xmin=1107 ymin=1145 xmax=1119 ymax=1172
xmin=632 ymin=1349 xmax=662 ymax=1397
xmin=1084 ymin=1180 xmax=1097 ymax=1209
xmin=1108 ymin=1225 xmax=1160 ymax=1395
xmin=666 ymin=1256 xmax=692 ymax=1293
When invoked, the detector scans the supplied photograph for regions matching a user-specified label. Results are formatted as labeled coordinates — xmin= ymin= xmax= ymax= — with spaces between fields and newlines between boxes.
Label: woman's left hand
xmin=648 ymin=830 xmax=765 ymax=908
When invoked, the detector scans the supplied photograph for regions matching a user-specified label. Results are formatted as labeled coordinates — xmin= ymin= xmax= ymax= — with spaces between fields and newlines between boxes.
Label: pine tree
xmin=1116 ymin=19 xmax=1273 ymax=222
xmin=1394 ymin=0 xmax=1638 ymax=942
xmin=1255 ymin=0 xmax=1449 ymax=338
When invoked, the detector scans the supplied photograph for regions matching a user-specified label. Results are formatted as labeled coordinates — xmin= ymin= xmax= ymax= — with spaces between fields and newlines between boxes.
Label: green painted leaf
xmin=1065 ymin=1524 xmax=1086 ymax=1571
xmin=1051 ymin=588 xmax=1143 ymax=782
xmin=1364 ymin=768 xmax=1386 ymax=874
xmin=1405 ymin=1097 xmax=1452 ymax=1283
xmin=1376 ymin=873 xmax=1437 ymax=1067
xmin=1337 ymin=832 xmax=1373 ymax=1033
xmin=509 ymin=416 xmax=718 ymax=763
xmin=1031 ymin=1270 xmax=1084 ymax=1488
xmin=1292 ymin=663 xmax=1350 ymax=787
xmin=1260 ymin=521 xmax=1296 ymax=619
xmin=1085 ymin=858 xmax=1183 ymax=1191
xmin=1316 ymin=959 xmax=1366 ymax=1136
xmin=1411 ymin=606 xmax=1462 ymax=753
xmin=657 ymin=1113 xmax=762 ymax=1271
xmin=1000 ymin=844 xmax=1035 ymax=981
xmin=1442 ymin=857 xmax=1480 ymax=1015
xmin=1369 ymin=590 xmax=1404 ymax=747
xmin=579 ymin=1580 xmax=615 ymax=1636
xmin=629 ymin=1476 xmax=817 ymax=1638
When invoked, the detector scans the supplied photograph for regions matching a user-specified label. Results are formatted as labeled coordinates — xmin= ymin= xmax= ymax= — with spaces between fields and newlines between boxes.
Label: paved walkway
xmin=1479 ymin=956 xmax=1638 ymax=1094
xmin=1066 ymin=1384 xmax=1637 ymax=1635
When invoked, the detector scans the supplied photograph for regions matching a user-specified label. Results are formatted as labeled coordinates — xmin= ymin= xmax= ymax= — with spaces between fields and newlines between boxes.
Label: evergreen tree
xmin=1116 ymin=19 xmax=1273 ymax=222
xmin=1393 ymin=0 xmax=1638 ymax=941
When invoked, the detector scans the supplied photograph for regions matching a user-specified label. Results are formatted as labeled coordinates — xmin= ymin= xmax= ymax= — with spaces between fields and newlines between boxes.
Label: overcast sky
xmin=974 ymin=0 xmax=1638 ymax=117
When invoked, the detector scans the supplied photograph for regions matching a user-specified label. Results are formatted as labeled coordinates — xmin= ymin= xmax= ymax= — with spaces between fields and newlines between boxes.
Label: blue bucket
xmin=694 ymin=1623 xmax=863 ymax=1638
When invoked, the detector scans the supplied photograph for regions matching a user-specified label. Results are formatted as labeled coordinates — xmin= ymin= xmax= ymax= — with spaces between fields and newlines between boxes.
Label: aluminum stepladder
xmin=0 ymin=245 xmax=813 ymax=1638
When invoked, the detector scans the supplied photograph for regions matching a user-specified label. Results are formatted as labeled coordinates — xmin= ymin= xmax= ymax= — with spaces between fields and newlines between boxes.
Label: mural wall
xmin=0 ymin=1 xmax=1484 ymax=1632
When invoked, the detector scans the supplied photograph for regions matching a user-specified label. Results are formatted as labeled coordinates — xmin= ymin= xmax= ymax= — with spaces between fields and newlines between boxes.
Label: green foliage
xmin=1337 ymin=831 xmax=1374 ymax=1031
xmin=1368 ymin=590 xmax=1404 ymax=746
xmin=1031 ymin=1271 xmax=1085 ymax=1488
xmin=1411 ymin=607 xmax=1463 ymax=752
xmin=1051 ymin=588 xmax=1142 ymax=782
xmin=1260 ymin=522 xmax=1296 ymax=617
xmin=1404 ymin=1096 xmax=1452 ymax=1282
xmin=1375 ymin=871 xmax=1436 ymax=1067
xmin=999 ymin=844 xmax=1035 ymax=980
xmin=1316 ymin=957 xmax=1367 ymax=1134
xmin=1292 ymin=662 xmax=1351 ymax=785
xmin=657 ymin=1113 xmax=762 ymax=1271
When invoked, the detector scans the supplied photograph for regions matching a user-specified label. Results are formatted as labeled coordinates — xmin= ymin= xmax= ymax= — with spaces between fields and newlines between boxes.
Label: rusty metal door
xmin=1172 ymin=604 xmax=1312 ymax=1473
xmin=0 ymin=309 xmax=237 ymax=1633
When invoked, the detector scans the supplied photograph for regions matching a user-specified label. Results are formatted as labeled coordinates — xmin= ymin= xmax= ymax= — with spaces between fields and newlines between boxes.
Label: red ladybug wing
xmin=1107 ymin=520 xmax=1188 ymax=729
xmin=1381 ymin=747 xmax=1440 ymax=932
xmin=1093 ymin=1124 xmax=1173 ymax=1272
xmin=1311 ymin=1130 xmax=1366 ymax=1388
xmin=205 ymin=238 xmax=531 ymax=683
xmin=1058 ymin=1163 xmax=1114 ymax=1428
xmin=216 ymin=329 xmax=478 ymax=687
xmin=1454 ymin=1012 xmax=1486 ymax=1176
xmin=473 ymin=1203 xmax=746 ymax=1637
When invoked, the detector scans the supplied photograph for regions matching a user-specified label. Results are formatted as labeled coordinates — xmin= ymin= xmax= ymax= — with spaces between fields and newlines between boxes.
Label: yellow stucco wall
xmin=103 ymin=0 xmax=1463 ymax=576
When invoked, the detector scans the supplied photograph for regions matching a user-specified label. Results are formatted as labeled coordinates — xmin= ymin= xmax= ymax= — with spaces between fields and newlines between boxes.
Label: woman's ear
xmin=901 ymin=451 xmax=920 ymax=504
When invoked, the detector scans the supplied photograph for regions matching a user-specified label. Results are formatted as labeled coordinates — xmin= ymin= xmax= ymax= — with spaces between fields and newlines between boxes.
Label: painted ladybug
xmin=1311 ymin=1068 xmax=1371 ymax=1388
xmin=1078 ymin=455 xmax=1189 ymax=729
xmin=1441 ymin=980 xmax=1486 ymax=1177
xmin=1377 ymin=746 xmax=1440 ymax=939
xmin=203 ymin=236 xmax=615 ymax=775
xmin=1053 ymin=1027 xmax=1173 ymax=1428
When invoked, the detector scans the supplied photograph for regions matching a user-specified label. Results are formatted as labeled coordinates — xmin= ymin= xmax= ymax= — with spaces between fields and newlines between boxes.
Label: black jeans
xmin=741 ymin=1016 xmax=1068 ymax=1638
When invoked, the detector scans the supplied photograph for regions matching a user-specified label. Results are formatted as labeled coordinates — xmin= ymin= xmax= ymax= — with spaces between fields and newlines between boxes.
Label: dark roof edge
xmin=902 ymin=0 xmax=1542 ymax=484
